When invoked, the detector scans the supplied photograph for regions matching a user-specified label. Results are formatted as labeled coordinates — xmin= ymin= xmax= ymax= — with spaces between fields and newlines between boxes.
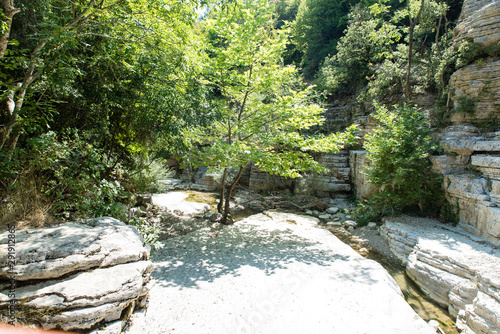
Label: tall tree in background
xmin=186 ymin=0 xmax=357 ymax=224
xmin=404 ymin=0 xmax=425 ymax=100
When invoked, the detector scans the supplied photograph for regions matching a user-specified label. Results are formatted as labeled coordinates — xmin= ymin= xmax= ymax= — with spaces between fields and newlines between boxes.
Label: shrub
xmin=0 ymin=130 xmax=130 ymax=224
xmin=363 ymin=104 xmax=444 ymax=216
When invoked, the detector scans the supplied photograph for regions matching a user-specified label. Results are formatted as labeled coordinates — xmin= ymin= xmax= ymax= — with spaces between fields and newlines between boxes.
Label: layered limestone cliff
xmin=431 ymin=0 xmax=500 ymax=247
xmin=381 ymin=217 xmax=500 ymax=334
xmin=432 ymin=125 xmax=500 ymax=246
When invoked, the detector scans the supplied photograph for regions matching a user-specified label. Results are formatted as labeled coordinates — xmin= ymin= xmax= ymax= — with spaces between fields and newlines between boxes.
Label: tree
xmin=363 ymin=104 xmax=442 ymax=215
xmin=186 ymin=0 xmax=357 ymax=224
xmin=0 ymin=0 xmax=211 ymax=161
xmin=316 ymin=4 xmax=401 ymax=95
xmin=0 ymin=0 xmax=20 ymax=59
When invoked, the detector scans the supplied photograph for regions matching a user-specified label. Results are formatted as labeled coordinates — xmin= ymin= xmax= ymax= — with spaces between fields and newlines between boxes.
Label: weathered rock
xmin=318 ymin=214 xmax=331 ymax=222
xmin=449 ymin=59 xmax=500 ymax=123
xmin=433 ymin=124 xmax=500 ymax=247
xmin=326 ymin=207 xmax=339 ymax=214
xmin=0 ymin=217 xmax=149 ymax=281
xmin=444 ymin=174 xmax=500 ymax=245
xmin=454 ymin=0 xmax=500 ymax=47
xmin=381 ymin=216 xmax=500 ymax=334
xmin=349 ymin=150 xmax=378 ymax=200
xmin=293 ymin=151 xmax=351 ymax=196
xmin=0 ymin=256 xmax=153 ymax=331
xmin=192 ymin=166 xmax=220 ymax=191
xmin=345 ymin=220 xmax=357 ymax=228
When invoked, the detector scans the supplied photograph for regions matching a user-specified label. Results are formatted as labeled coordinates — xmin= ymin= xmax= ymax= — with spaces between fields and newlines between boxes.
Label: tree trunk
xmin=220 ymin=166 xmax=244 ymax=225
xmin=0 ymin=0 xmax=20 ymax=59
xmin=217 ymin=167 xmax=228 ymax=214
xmin=405 ymin=0 xmax=425 ymax=102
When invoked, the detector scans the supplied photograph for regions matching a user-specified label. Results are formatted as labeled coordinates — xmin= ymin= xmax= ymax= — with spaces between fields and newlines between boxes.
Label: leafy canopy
xmin=185 ymin=0 xmax=357 ymax=178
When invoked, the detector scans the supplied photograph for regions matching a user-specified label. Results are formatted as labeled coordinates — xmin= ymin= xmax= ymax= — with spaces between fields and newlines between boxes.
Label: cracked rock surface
xmin=0 ymin=217 xmax=149 ymax=281
xmin=126 ymin=211 xmax=434 ymax=334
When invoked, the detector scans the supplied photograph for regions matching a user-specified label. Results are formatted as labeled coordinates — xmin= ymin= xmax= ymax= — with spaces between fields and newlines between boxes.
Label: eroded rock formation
xmin=0 ymin=217 xmax=153 ymax=332
xmin=380 ymin=216 xmax=500 ymax=334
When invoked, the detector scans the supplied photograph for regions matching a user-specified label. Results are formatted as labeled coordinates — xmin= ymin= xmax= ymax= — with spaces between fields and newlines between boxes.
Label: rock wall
xmin=349 ymin=150 xmax=378 ymax=200
xmin=193 ymin=152 xmax=352 ymax=197
xmin=0 ymin=217 xmax=153 ymax=332
xmin=430 ymin=0 xmax=500 ymax=247
xmin=294 ymin=151 xmax=351 ymax=197
xmin=449 ymin=59 xmax=500 ymax=123
xmin=454 ymin=0 xmax=500 ymax=48
xmin=380 ymin=217 xmax=500 ymax=334
xmin=432 ymin=125 xmax=500 ymax=247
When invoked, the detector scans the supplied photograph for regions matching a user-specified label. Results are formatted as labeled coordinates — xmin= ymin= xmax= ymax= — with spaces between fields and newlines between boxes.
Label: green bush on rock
xmin=363 ymin=104 xmax=444 ymax=218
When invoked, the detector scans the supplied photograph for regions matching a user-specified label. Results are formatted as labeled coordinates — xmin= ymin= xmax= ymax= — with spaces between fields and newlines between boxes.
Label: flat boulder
xmin=381 ymin=216 xmax=500 ymax=334
xmin=0 ymin=217 xmax=149 ymax=281
xmin=0 ymin=261 xmax=153 ymax=331
xmin=151 ymin=192 xmax=210 ymax=217
xmin=127 ymin=211 xmax=434 ymax=334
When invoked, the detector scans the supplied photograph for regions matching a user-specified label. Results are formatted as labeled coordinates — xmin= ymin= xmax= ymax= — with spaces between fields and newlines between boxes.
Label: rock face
xmin=0 ymin=217 xmax=149 ymax=281
xmin=454 ymin=0 xmax=500 ymax=47
xmin=381 ymin=216 xmax=500 ymax=334
xmin=435 ymin=0 xmax=500 ymax=248
xmin=349 ymin=150 xmax=378 ymax=200
xmin=449 ymin=59 xmax=500 ymax=123
xmin=432 ymin=125 xmax=500 ymax=247
xmin=294 ymin=151 xmax=351 ymax=197
xmin=0 ymin=217 xmax=153 ymax=332
xmin=245 ymin=151 xmax=351 ymax=197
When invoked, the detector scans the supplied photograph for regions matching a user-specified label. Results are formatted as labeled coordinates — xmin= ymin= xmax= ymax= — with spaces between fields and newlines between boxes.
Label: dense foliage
xmin=0 ymin=0 xmax=212 ymax=224
xmin=185 ymin=0 xmax=358 ymax=224
xmin=362 ymin=104 xmax=443 ymax=218
xmin=0 ymin=0 xmax=483 ymax=227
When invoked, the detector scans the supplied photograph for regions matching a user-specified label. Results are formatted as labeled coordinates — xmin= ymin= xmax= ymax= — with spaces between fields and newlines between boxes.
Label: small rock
xmin=305 ymin=210 xmax=313 ymax=215
xmin=318 ymin=214 xmax=331 ymax=222
xmin=346 ymin=215 xmax=354 ymax=219
xmin=345 ymin=220 xmax=357 ymax=228
xmin=326 ymin=207 xmax=339 ymax=214
xmin=367 ymin=222 xmax=377 ymax=229
xmin=327 ymin=222 xmax=342 ymax=227
xmin=359 ymin=248 xmax=368 ymax=252
xmin=332 ymin=216 xmax=340 ymax=222
xmin=348 ymin=226 xmax=355 ymax=231
xmin=312 ymin=210 xmax=319 ymax=216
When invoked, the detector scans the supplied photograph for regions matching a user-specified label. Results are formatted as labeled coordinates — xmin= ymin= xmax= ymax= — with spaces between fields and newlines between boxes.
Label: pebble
xmin=345 ymin=220 xmax=357 ymax=227
xmin=326 ymin=207 xmax=339 ymax=214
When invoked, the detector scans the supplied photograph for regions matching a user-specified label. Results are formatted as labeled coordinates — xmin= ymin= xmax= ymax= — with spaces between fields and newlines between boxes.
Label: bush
xmin=363 ymin=104 xmax=444 ymax=216
xmin=0 ymin=130 xmax=130 ymax=224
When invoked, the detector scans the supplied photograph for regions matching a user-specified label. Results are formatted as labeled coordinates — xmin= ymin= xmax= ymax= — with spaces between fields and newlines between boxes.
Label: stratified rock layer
xmin=454 ymin=0 xmax=500 ymax=47
xmin=432 ymin=125 xmax=500 ymax=247
xmin=449 ymin=59 xmax=500 ymax=123
xmin=381 ymin=216 xmax=500 ymax=334
xmin=0 ymin=217 xmax=153 ymax=331
xmin=0 ymin=217 xmax=149 ymax=281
